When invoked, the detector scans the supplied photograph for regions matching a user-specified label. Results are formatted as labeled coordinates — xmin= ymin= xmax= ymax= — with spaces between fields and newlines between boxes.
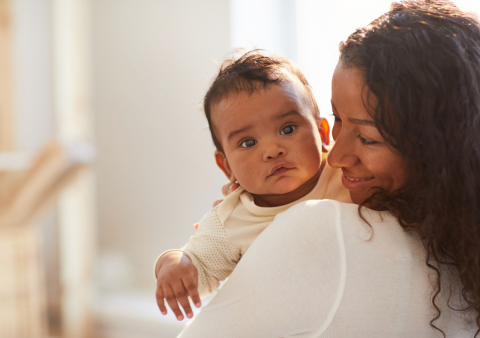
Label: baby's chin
xmin=247 ymin=178 xmax=304 ymax=196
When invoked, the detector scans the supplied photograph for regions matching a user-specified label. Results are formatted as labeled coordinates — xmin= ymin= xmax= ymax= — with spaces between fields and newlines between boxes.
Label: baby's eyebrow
xmin=276 ymin=110 xmax=301 ymax=119
xmin=227 ymin=125 xmax=253 ymax=141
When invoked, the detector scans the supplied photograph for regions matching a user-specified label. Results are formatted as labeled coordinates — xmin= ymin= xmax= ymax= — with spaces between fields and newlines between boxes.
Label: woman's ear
xmin=214 ymin=150 xmax=237 ymax=183
xmin=318 ymin=118 xmax=330 ymax=153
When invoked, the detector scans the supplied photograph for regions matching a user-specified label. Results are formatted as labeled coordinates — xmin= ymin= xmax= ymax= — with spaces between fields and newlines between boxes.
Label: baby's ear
xmin=214 ymin=150 xmax=237 ymax=183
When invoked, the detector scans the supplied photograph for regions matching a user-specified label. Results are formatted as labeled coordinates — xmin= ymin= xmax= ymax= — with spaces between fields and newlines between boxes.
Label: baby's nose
xmin=263 ymin=144 xmax=286 ymax=161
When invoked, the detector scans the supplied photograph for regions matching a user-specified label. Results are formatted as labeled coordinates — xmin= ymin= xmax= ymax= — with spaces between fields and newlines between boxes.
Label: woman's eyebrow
xmin=331 ymin=101 xmax=375 ymax=126
xmin=330 ymin=101 xmax=337 ymax=112
xmin=348 ymin=118 xmax=376 ymax=126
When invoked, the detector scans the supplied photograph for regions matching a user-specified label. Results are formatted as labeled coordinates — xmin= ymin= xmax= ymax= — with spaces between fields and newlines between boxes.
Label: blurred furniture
xmin=0 ymin=143 xmax=92 ymax=337
xmin=0 ymin=0 xmax=95 ymax=335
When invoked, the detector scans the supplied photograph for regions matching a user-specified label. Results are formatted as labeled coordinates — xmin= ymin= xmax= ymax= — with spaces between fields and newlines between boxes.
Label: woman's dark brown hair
xmin=340 ymin=0 xmax=480 ymax=335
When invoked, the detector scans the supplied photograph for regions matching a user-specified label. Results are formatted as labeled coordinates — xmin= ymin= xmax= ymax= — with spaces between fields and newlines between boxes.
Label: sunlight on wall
xmin=296 ymin=0 xmax=392 ymax=126
xmin=230 ymin=0 xmax=297 ymax=62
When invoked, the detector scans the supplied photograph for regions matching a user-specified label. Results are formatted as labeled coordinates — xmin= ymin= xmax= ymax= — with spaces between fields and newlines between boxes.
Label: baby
xmin=154 ymin=51 xmax=350 ymax=321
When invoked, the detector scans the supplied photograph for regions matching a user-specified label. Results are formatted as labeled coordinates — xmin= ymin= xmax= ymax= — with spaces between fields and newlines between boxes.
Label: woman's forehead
xmin=331 ymin=62 xmax=377 ymax=122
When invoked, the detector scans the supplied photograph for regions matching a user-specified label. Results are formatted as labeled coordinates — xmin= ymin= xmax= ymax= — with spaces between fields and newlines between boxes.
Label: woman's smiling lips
xmin=268 ymin=163 xmax=294 ymax=177
xmin=341 ymin=170 xmax=375 ymax=189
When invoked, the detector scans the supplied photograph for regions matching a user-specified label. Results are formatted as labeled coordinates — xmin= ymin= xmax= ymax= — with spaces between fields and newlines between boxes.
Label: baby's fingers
xmin=164 ymin=285 xmax=185 ymax=321
xmin=171 ymin=282 xmax=194 ymax=319
xmin=155 ymin=285 xmax=168 ymax=315
xmin=222 ymin=182 xmax=239 ymax=197
xmin=183 ymin=276 xmax=201 ymax=308
xmin=212 ymin=199 xmax=224 ymax=207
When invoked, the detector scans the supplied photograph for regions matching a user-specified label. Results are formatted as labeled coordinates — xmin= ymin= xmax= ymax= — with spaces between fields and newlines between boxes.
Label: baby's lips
xmin=271 ymin=167 xmax=292 ymax=176
xmin=268 ymin=162 xmax=293 ymax=176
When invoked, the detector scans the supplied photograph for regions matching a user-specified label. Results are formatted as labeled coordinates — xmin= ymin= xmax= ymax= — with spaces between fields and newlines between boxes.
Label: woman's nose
xmin=263 ymin=141 xmax=286 ymax=161
xmin=327 ymin=133 xmax=358 ymax=169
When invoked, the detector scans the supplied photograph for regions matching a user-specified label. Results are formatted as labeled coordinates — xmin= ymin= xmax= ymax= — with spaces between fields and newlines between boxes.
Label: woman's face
xmin=328 ymin=61 xmax=411 ymax=205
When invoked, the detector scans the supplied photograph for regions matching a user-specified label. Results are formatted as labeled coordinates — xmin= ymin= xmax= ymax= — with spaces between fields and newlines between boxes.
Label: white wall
xmin=230 ymin=0 xmax=297 ymax=62
xmin=13 ymin=0 xmax=54 ymax=151
xmin=92 ymin=0 xmax=231 ymax=290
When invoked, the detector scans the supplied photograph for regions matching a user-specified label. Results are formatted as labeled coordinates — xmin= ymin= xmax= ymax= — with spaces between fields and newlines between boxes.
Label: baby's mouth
xmin=268 ymin=163 xmax=294 ymax=177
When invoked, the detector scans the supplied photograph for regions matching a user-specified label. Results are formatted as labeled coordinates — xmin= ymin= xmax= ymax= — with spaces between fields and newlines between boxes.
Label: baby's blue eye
xmin=240 ymin=139 xmax=257 ymax=148
xmin=280 ymin=125 xmax=296 ymax=135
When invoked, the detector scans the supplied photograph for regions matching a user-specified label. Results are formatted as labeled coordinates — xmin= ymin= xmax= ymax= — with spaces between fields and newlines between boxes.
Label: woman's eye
xmin=331 ymin=113 xmax=342 ymax=123
xmin=357 ymin=135 xmax=377 ymax=145
xmin=240 ymin=139 xmax=257 ymax=148
xmin=280 ymin=125 xmax=296 ymax=135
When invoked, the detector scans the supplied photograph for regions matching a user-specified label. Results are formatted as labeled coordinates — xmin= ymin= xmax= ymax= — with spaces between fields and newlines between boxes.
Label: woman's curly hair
xmin=340 ymin=0 xmax=480 ymax=335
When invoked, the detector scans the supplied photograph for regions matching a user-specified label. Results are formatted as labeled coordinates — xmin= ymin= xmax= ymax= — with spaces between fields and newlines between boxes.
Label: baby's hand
xmin=222 ymin=182 xmax=240 ymax=197
xmin=155 ymin=251 xmax=201 ymax=320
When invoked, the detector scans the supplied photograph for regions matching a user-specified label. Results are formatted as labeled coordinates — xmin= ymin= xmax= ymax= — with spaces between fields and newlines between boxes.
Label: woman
xmin=178 ymin=1 xmax=480 ymax=336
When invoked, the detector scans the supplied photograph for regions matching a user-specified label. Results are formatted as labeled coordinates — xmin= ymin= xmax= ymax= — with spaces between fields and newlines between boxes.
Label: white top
xmin=178 ymin=200 xmax=477 ymax=337
xmin=159 ymin=164 xmax=351 ymax=298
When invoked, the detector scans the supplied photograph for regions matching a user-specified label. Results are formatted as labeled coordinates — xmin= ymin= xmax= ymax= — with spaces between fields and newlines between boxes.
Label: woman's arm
xmin=178 ymin=200 xmax=347 ymax=338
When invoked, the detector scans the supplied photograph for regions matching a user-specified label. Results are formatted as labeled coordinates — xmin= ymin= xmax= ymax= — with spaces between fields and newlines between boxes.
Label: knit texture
xmin=181 ymin=205 xmax=240 ymax=298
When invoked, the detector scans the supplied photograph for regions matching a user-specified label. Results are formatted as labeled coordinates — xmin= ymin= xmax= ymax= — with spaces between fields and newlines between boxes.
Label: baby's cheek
xmin=232 ymin=164 xmax=258 ymax=190
xmin=233 ymin=164 xmax=252 ymax=185
xmin=302 ymin=143 xmax=322 ymax=171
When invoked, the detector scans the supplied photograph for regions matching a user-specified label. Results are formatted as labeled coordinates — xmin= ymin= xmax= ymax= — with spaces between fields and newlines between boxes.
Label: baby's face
xmin=212 ymin=82 xmax=323 ymax=196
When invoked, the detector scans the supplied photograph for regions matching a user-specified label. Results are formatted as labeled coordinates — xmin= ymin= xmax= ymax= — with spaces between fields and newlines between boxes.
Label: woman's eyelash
xmin=357 ymin=135 xmax=377 ymax=145
xmin=330 ymin=113 xmax=341 ymax=122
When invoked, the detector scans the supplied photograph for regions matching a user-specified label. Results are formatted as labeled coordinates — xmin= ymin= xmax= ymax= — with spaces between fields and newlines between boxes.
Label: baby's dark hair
xmin=203 ymin=50 xmax=319 ymax=153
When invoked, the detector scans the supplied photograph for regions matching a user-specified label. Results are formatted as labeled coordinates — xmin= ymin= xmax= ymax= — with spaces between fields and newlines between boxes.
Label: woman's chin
xmin=341 ymin=175 xmax=376 ymax=205
xmin=349 ymin=192 xmax=367 ymax=205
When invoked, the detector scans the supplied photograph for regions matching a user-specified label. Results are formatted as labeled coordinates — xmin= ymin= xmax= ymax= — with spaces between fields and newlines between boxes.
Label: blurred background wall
xmin=2 ymin=0 xmax=480 ymax=337
xmin=93 ymin=0 xmax=230 ymax=293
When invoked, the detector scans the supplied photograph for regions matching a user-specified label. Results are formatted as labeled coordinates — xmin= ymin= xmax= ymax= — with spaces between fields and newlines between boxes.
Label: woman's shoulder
xmin=273 ymin=199 xmax=420 ymax=263
xmin=281 ymin=198 xmax=358 ymax=215
xmin=279 ymin=199 xmax=404 ymax=235
xmin=271 ymin=199 xmax=346 ymax=236
xmin=274 ymin=199 xmax=363 ymax=235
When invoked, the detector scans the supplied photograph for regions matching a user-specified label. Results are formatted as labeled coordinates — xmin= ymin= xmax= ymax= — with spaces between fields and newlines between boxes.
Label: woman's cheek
xmin=332 ymin=124 xmax=340 ymax=141
xmin=367 ymin=149 xmax=409 ymax=191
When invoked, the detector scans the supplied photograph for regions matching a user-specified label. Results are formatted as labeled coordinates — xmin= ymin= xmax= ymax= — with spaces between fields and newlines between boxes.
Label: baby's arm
xmin=155 ymin=206 xmax=241 ymax=319
xmin=181 ymin=207 xmax=242 ymax=297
